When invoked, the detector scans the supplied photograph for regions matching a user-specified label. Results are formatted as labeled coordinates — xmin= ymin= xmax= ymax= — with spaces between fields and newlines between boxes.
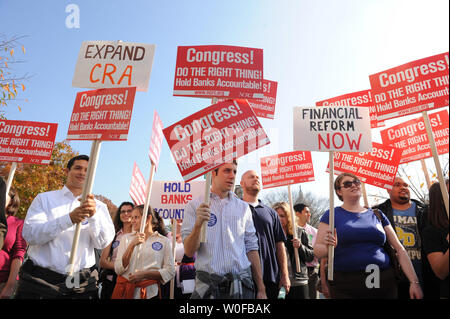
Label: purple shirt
xmin=0 ymin=216 xmax=27 ymax=282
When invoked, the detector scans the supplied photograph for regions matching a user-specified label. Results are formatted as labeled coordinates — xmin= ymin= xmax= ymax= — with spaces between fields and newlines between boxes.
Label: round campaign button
xmin=208 ymin=213 xmax=217 ymax=227
xmin=152 ymin=242 xmax=163 ymax=251
xmin=111 ymin=240 xmax=120 ymax=249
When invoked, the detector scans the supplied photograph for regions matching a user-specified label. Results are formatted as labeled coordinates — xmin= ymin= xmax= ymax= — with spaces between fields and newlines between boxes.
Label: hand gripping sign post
xmin=146 ymin=180 xmax=205 ymax=299
xmin=293 ymin=106 xmax=372 ymax=281
xmin=172 ymin=45 xmax=264 ymax=243
xmin=67 ymin=40 xmax=153 ymax=276
xmin=164 ymin=99 xmax=270 ymax=243
xmin=66 ymin=87 xmax=136 ymax=275
xmin=370 ymin=53 xmax=449 ymax=217
xmin=129 ymin=111 xmax=164 ymax=276
xmin=0 ymin=119 xmax=58 ymax=194
xmin=260 ymin=150 xmax=315 ymax=272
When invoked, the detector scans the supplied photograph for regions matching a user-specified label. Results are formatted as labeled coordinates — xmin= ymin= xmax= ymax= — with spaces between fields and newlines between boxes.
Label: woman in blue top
xmin=314 ymin=173 xmax=423 ymax=299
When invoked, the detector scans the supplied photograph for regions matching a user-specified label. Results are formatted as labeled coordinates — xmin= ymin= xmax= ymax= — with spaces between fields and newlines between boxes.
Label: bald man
xmin=241 ymin=170 xmax=290 ymax=299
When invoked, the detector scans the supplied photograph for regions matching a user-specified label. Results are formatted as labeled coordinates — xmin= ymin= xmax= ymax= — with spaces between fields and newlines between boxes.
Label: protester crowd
xmin=0 ymin=155 xmax=448 ymax=299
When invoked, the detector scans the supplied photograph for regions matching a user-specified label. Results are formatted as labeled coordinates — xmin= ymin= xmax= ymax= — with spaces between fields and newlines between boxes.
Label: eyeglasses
xmin=339 ymin=179 xmax=361 ymax=189
xmin=120 ymin=209 xmax=133 ymax=214
xmin=393 ymin=182 xmax=409 ymax=189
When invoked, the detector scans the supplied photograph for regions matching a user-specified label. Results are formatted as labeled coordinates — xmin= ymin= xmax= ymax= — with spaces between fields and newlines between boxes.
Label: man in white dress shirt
xmin=15 ymin=155 xmax=115 ymax=299
xmin=182 ymin=161 xmax=267 ymax=299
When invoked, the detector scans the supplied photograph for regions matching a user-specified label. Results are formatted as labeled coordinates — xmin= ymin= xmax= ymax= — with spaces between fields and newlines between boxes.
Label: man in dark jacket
xmin=373 ymin=176 xmax=438 ymax=299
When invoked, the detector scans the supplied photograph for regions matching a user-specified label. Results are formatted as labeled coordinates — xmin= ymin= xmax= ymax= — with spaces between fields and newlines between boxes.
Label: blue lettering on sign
xmin=152 ymin=242 xmax=163 ymax=251
xmin=208 ymin=213 xmax=217 ymax=227
xmin=156 ymin=208 xmax=184 ymax=219
xmin=163 ymin=182 xmax=191 ymax=193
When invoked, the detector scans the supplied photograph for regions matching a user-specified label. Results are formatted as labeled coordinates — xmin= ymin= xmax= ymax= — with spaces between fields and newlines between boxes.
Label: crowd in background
xmin=0 ymin=155 xmax=448 ymax=299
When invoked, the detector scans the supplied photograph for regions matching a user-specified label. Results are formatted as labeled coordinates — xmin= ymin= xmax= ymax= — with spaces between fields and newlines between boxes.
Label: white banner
xmin=150 ymin=180 xmax=206 ymax=220
xmin=72 ymin=41 xmax=156 ymax=91
xmin=293 ymin=106 xmax=372 ymax=152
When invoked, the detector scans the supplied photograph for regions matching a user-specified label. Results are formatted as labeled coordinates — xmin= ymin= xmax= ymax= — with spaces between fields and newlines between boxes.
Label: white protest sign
xmin=149 ymin=180 xmax=206 ymax=220
xmin=72 ymin=41 xmax=156 ymax=91
xmin=293 ymin=106 xmax=372 ymax=152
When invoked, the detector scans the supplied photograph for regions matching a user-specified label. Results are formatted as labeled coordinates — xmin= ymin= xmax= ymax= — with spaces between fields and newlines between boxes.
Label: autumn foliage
xmin=1 ymin=141 xmax=117 ymax=219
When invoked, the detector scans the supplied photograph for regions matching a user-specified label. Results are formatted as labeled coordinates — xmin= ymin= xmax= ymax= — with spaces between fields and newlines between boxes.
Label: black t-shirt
xmin=249 ymin=201 xmax=286 ymax=284
xmin=422 ymin=225 xmax=449 ymax=298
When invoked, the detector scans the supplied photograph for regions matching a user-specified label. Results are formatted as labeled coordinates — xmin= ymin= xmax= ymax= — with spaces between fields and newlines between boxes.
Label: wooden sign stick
xmin=68 ymin=140 xmax=102 ymax=276
xmin=288 ymin=185 xmax=301 ymax=272
xmin=327 ymin=151 xmax=335 ymax=281
xmin=5 ymin=162 xmax=17 ymax=196
xmin=422 ymin=111 xmax=449 ymax=217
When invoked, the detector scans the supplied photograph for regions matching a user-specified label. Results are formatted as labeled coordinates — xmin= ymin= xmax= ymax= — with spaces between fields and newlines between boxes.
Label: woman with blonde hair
xmin=112 ymin=205 xmax=174 ymax=299
xmin=314 ymin=172 xmax=423 ymax=299
xmin=273 ymin=202 xmax=314 ymax=299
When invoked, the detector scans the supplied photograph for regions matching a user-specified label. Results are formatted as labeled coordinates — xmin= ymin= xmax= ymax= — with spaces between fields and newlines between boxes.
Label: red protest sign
xmin=369 ymin=52 xmax=449 ymax=121
xmin=173 ymin=45 xmax=264 ymax=99
xmin=148 ymin=110 xmax=164 ymax=168
xmin=66 ymin=87 xmax=136 ymax=141
xmin=163 ymin=99 xmax=270 ymax=182
xmin=247 ymin=79 xmax=278 ymax=119
xmin=261 ymin=151 xmax=314 ymax=189
xmin=316 ymin=89 xmax=383 ymax=128
xmin=380 ymin=109 xmax=449 ymax=164
xmin=129 ymin=162 xmax=147 ymax=205
xmin=329 ymin=142 xmax=402 ymax=189
xmin=0 ymin=120 xmax=57 ymax=164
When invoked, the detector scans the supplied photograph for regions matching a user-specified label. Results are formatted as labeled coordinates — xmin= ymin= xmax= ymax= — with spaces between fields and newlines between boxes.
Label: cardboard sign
xmin=66 ymin=87 xmax=136 ymax=141
xmin=316 ymin=89 xmax=383 ymax=128
xmin=261 ymin=151 xmax=314 ymax=189
xmin=72 ymin=41 xmax=156 ymax=91
xmin=148 ymin=110 xmax=164 ymax=168
xmin=293 ymin=106 xmax=372 ymax=152
xmin=173 ymin=45 xmax=264 ymax=99
xmin=247 ymin=79 xmax=278 ymax=119
xmin=129 ymin=162 xmax=147 ymax=205
xmin=149 ymin=180 xmax=205 ymax=220
xmin=163 ymin=99 xmax=270 ymax=182
xmin=0 ymin=120 xmax=57 ymax=164
xmin=328 ymin=142 xmax=402 ymax=189
xmin=380 ymin=109 xmax=449 ymax=164
xmin=369 ymin=52 xmax=449 ymax=121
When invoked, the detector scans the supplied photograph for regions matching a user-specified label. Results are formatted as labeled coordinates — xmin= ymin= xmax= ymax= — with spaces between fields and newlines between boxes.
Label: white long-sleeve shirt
xmin=114 ymin=231 xmax=175 ymax=299
xmin=23 ymin=186 xmax=115 ymax=274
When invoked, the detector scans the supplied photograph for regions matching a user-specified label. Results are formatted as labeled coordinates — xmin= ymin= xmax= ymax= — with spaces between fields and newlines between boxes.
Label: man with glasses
xmin=373 ymin=176 xmax=436 ymax=299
